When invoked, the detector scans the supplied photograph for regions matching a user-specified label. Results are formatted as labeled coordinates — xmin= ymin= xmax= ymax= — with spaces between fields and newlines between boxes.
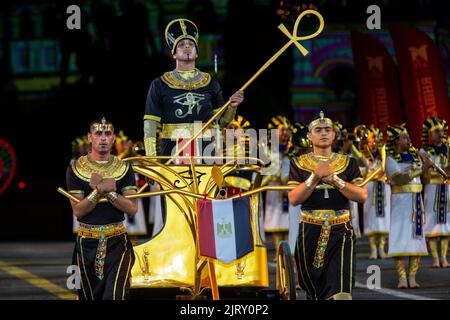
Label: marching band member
xmin=355 ymin=125 xmax=390 ymax=260
xmin=385 ymin=124 xmax=430 ymax=288
xmin=421 ymin=117 xmax=450 ymax=268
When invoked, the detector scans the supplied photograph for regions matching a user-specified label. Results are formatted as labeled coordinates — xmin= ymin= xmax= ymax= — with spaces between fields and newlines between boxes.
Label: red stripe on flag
xmin=197 ymin=200 xmax=216 ymax=259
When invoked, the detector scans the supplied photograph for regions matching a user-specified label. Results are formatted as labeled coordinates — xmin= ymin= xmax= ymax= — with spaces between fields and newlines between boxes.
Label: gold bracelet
xmin=332 ymin=174 xmax=346 ymax=190
xmin=107 ymin=191 xmax=119 ymax=203
xmin=305 ymin=173 xmax=318 ymax=188
xmin=87 ymin=188 xmax=101 ymax=204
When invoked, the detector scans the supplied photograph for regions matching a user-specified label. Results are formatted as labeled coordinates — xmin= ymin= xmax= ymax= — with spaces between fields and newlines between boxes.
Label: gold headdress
xmin=309 ymin=111 xmax=333 ymax=131
xmin=91 ymin=117 xmax=114 ymax=133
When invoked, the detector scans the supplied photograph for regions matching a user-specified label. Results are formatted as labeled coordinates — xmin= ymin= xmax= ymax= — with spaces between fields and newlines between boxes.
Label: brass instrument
xmin=412 ymin=145 xmax=449 ymax=180
xmin=352 ymin=125 xmax=385 ymax=186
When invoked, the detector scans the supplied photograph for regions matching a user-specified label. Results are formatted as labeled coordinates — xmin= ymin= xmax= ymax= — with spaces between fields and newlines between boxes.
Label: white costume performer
xmin=355 ymin=126 xmax=390 ymax=259
xmin=385 ymin=124 xmax=428 ymax=289
xmin=421 ymin=117 xmax=450 ymax=268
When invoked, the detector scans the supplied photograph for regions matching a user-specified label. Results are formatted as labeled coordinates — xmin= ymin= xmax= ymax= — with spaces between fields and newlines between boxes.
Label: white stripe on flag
xmin=212 ymin=199 xmax=237 ymax=263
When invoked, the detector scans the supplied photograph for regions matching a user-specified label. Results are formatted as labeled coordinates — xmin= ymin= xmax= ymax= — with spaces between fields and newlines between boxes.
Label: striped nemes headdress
xmin=229 ymin=115 xmax=251 ymax=130
xmin=268 ymin=115 xmax=292 ymax=130
xmin=386 ymin=124 xmax=419 ymax=164
xmin=421 ymin=117 xmax=448 ymax=147
xmin=291 ymin=122 xmax=311 ymax=149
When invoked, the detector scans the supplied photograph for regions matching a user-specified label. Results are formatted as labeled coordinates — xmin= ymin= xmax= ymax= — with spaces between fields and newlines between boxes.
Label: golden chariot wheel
xmin=276 ymin=241 xmax=297 ymax=300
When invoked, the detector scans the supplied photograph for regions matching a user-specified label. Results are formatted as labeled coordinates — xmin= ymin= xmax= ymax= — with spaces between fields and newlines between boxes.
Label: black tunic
xmin=288 ymin=153 xmax=361 ymax=300
xmin=66 ymin=164 xmax=136 ymax=225
xmin=66 ymin=155 xmax=137 ymax=300
xmin=288 ymin=156 xmax=361 ymax=210
xmin=144 ymin=70 xmax=225 ymax=156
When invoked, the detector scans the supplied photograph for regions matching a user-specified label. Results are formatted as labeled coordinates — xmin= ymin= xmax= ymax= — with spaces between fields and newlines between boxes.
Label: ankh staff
xmin=165 ymin=9 xmax=324 ymax=165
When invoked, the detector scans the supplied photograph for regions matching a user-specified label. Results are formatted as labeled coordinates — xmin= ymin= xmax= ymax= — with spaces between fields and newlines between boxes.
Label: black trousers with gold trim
xmin=73 ymin=233 xmax=135 ymax=300
xmin=295 ymin=221 xmax=355 ymax=300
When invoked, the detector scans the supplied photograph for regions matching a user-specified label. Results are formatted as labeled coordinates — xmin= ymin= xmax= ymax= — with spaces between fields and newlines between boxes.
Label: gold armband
xmin=144 ymin=137 xmax=157 ymax=157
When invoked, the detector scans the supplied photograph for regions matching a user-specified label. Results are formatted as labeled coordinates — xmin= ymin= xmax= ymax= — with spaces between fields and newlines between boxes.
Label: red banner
xmin=351 ymin=31 xmax=404 ymax=132
xmin=390 ymin=25 xmax=450 ymax=146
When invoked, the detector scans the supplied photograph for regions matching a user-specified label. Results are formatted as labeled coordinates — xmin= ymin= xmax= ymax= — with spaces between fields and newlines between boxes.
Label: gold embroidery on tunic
xmin=161 ymin=71 xmax=211 ymax=90
xmin=292 ymin=152 xmax=350 ymax=174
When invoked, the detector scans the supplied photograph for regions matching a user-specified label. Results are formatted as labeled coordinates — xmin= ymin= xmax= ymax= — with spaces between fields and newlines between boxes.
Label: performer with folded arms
xmin=288 ymin=111 xmax=367 ymax=300
xmin=66 ymin=117 xmax=138 ymax=300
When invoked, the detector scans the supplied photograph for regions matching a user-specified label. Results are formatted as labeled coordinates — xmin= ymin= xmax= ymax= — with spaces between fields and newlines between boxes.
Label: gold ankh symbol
xmin=277 ymin=10 xmax=324 ymax=56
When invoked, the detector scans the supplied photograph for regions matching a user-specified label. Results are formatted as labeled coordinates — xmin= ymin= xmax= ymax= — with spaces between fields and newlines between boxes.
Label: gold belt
xmin=300 ymin=210 xmax=350 ymax=269
xmin=77 ymin=222 xmax=126 ymax=239
xmin=160 ymin=123 xmax=219 ymax=139
xmin=301 ymin=209 xmax=350 ymax=225
xmin=301 ymin=214 xmax=350 ymax=226
xmin=391 ymin=184 xmax=423 ymax=194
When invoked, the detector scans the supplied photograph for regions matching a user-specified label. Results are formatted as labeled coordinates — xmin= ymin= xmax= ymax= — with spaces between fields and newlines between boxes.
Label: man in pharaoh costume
xmin=66 ymin=118 xmax=138 ymax=300
xmin=420 ymin=117 xmax=450 ymax=268
xmin=354 ymin=125 xmax=390 ymax=260
xmin=143 ymin=18 xmax=243 ymax=160
xmin=263 ymin=115 xmax=292 ymax=258
xmin=385 ymin=124 xmax=430 ymax=288
xmin=288 ymin=111 xmax=367 ymax=300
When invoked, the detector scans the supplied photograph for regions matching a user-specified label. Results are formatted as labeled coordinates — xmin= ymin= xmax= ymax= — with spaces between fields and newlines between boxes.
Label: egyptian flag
xmin=390 ymin=25 xmax=450 ymax=146
xmin=197 ymin=197 xmax=254 ymax=263
xmin=351 ymin=31 xmax=404 ymax=131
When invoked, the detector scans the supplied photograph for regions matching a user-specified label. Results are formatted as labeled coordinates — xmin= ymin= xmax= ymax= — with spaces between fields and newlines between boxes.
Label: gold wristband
xmin=87 ymin=188 xmax=101 ymax=204
xmin=333 ymin=174 xmax=346 ymax=190
xmin=305 ymin=173 xmax=318 ymax=188
xmin=107 ymin=191 xmax=119 ymax=203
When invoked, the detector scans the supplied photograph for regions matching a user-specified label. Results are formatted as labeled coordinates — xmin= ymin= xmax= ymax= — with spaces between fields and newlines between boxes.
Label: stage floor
xmin=0 ymin=236 xmax=449 ymax=300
